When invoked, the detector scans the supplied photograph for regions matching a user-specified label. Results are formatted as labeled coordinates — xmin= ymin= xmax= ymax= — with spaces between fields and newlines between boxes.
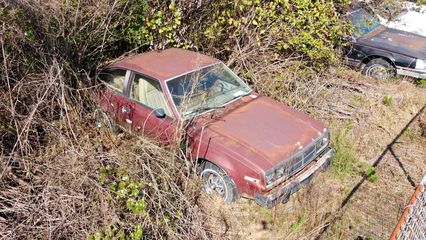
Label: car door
xmin=126 ymin=72 xmax=177 ymax=143
xmin=97 ymin=68 xmax=130 ymax=124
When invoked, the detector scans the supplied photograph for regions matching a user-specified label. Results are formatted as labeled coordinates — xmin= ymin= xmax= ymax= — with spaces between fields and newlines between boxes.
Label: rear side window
xmin=98 ymin=69 xmax=127 ymax=93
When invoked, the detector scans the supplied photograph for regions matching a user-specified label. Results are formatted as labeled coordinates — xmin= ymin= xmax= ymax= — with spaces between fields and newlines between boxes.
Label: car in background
xmin=91 ymin=48 xmax=334 ymax=208
xmin=344 ymin=8 xmax=426 ymax=80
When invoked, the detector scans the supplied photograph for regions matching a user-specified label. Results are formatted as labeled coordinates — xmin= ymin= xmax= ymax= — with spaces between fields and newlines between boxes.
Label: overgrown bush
xmin=196 ymin=0 xmax=350 ymax=65
xmin=0 ymin=1 xmax=207 ymax=238
xmin=124 ymin=0 xmax=351 ymax=66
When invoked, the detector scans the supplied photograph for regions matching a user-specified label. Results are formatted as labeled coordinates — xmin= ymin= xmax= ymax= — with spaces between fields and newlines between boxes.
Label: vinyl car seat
xmin=138 ymin=77 xmax=172 ymax=116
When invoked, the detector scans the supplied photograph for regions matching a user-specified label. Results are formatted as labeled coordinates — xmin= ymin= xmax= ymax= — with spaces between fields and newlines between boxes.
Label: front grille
xmin=265 ymin=130 xmax=330 ymax=188
xmin=287 ymin=139 xmax=321 ymax=178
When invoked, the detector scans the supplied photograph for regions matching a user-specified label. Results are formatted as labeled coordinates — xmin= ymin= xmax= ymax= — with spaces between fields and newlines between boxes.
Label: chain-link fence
xmin=390 ymin=175 xmax=426 ymax=240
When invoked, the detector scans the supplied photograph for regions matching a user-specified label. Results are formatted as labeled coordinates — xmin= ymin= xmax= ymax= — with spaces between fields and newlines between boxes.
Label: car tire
xmin=362 ymin=58 xmax=396 ymax=80
xmin=93 ymin=109 xmax=117 ymax=133
xmin=200 ymin=161 xmax=238 ymax=203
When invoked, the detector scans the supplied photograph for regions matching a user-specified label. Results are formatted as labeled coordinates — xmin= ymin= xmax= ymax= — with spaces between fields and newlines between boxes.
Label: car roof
xmin=109 ymin=48 xmax=221 ymax=82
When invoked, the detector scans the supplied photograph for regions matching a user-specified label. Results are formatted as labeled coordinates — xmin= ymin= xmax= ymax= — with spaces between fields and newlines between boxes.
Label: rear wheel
xmin=362 ymin=58 xmax=396 ymax=80
xmin=200 ymin=161 xmax=238 ymax=203
xmin=94 ymin=109 xmax=117 ymax=133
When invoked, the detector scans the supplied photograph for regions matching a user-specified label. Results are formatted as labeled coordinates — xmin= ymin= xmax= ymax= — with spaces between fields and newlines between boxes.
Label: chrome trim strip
xmin=163 ymin=62 xmax=220 ymax=83
xmin=397 ymin=67 xmax=426 ymax=79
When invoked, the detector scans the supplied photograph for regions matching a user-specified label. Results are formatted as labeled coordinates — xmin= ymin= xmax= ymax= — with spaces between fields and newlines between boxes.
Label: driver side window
xmin=130 ymin=74 xmax=173 ymax=117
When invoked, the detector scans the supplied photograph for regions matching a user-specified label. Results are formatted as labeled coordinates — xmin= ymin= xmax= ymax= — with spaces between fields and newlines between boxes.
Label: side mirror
xmin=154 ymin=108 xmax=166 ymax=119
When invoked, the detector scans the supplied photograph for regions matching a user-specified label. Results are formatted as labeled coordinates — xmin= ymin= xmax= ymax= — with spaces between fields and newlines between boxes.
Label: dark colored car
xmin=344 ymin=8 xmax=426 ymax=80
xmin=92 ymin=48 xmax=335 ymax=208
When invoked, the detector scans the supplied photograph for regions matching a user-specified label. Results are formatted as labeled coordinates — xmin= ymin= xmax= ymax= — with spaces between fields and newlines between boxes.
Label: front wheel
xmin=362 ymin=58 xmax=396 ymax=80
xmin=200 ymin=162 xmax=238 ymax=203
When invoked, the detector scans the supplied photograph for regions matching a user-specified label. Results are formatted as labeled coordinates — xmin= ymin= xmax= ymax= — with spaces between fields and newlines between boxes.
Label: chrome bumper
xmin=254 ymin=147 xmax=335 ymax=208
xmin=397 ymin=67 xmax=426 ymax=79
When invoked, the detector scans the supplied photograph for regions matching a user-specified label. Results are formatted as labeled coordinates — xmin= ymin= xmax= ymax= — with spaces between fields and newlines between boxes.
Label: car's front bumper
xmin=397 ymin=67 xmax=426 ymax=79
xmin=254 ymin=147 xmax=335 ymax=208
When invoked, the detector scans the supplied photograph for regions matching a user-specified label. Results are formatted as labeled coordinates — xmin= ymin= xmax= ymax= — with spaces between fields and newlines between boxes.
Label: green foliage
xmin=126 ymin=1 xmax=190 ymax=49
xmin=99 ymin=167 xmax=146 ymax=215
xmin=199 ymin=0 xmax=350 ymax=65
xmin=331 ymin=124 xmax=359 ymax=180
xmin=365 ymin=166 xmax=379 ymax=183
xmin=382 ymin=95 xmax=393 ymax=107
xmin=122 ymin=0 xmax=350 ymax=66
xmin=87 ymin=167 xmax=148 ymax=239
xmin=417 ymin=79 xmax=426 ymax=88
xmin=87 ymin=223 xmax=143 ymax=240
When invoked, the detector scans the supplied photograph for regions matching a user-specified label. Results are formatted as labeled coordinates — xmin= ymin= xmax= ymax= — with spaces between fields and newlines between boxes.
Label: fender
xmin=190 ymin=135 xmax=266 ymax=196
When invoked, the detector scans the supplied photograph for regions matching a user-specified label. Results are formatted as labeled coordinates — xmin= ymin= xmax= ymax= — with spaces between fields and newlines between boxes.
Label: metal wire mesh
xmin=391 ymin=175 xmax=426 ymax=240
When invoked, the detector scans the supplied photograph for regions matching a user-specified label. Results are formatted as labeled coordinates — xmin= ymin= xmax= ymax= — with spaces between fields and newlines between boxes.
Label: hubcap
xmin=203 ymin=171 xmax=226 ymax=198
xmin=367 ymin=64 xmax=391 ymax=79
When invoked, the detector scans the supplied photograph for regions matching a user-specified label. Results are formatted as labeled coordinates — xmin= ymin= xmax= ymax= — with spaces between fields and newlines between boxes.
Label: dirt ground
xmin=203 ymin=73 xmax=426 ymax=240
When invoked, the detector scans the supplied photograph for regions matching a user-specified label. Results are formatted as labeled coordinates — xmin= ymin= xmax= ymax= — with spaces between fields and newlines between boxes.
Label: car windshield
xmin=348 ymin=9 xmax=382 ymax=37
xmin=166 ymin=63 xmax=251 ymax=118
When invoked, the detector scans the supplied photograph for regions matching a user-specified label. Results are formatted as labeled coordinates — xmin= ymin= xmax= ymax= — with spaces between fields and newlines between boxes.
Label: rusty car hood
xmin=203 ymin=95 xmax=326 ymax=171
xmin=360 ymin=27 xmax=426 ymax=59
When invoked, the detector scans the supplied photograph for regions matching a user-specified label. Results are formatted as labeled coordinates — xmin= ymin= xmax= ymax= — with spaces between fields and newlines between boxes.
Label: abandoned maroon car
xmin=92 ymin=48 xmax=334 ymax=207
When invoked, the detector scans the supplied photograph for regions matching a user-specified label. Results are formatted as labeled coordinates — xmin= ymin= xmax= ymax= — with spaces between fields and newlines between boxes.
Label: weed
xmin=417 ymin=79 xmax=426 ymax=88
xmin=259 ymin=207 xmax=273 ymax=223
xmin=382 ymin=95 xmax=393 ymax=107
xmin=365 ymin=166 xmax=379 ymax=183
xmin=331 ymin=124 xmax=358 ymax=181
xmin=290 ymin=212 xmax=307 ymax=233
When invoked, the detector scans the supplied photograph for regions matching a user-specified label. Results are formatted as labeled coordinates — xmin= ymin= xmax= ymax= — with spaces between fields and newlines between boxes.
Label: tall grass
xmin=331 ymin=125 xmax=359 ymax=181
xmin=0 ymin=1 xmax=209 ymax=238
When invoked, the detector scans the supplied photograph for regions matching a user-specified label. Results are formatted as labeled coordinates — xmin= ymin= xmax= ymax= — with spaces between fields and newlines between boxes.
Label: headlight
xmin=316 ymin=131 xmax=330 ymax=152
xmin=415 ymin=59 xmax=425 ymax=70
xmin=265 ymin=171 xmax=275 ymax=186
xmin=276 ymin=166 xmax=285 ymax=179
xmin=322 ymin=131 xmax=330 ymax=146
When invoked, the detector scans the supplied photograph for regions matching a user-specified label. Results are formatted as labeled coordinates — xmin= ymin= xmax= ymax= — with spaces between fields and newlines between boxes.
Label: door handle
xmin=122 ymin=105 xmax=130 ymax=113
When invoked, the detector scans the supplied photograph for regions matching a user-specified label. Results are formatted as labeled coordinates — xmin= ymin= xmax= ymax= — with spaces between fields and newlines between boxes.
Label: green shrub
xmin=122 ymin=0 xmax=351 ymax=67
xmin=196 ymin=0 xmax=351 ymax=65
xmin=125 ymin=1 xmax=191 ymax=49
